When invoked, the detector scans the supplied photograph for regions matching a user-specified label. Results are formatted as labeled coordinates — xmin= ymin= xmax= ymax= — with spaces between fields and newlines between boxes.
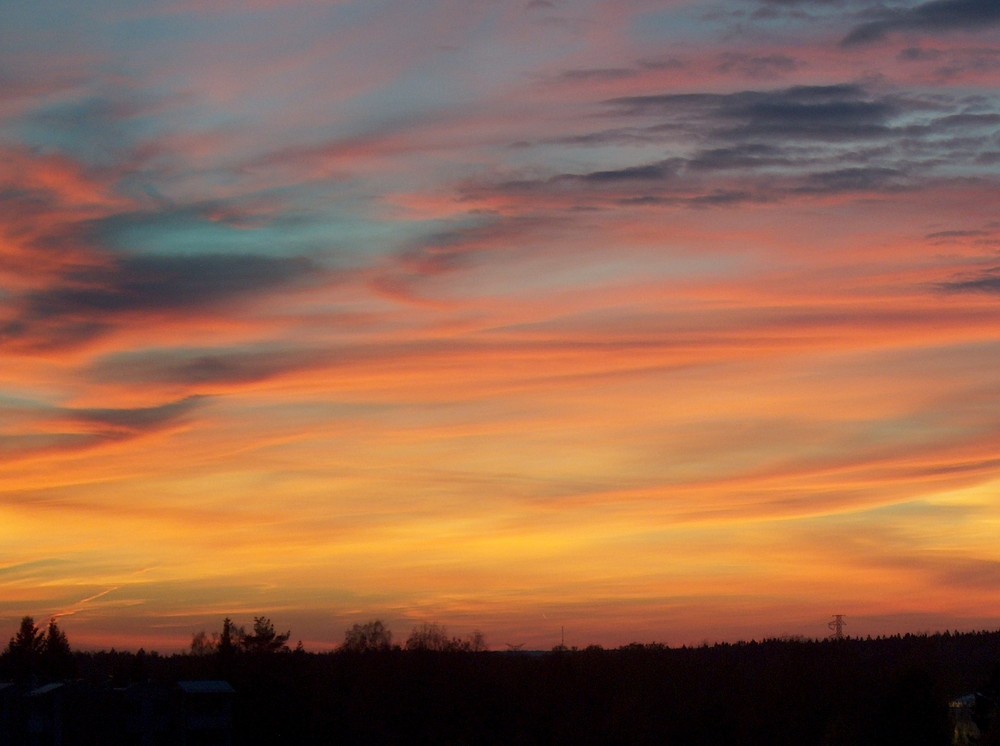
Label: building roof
xmin=176 ymin=681 xmax=235 ymax=695
xmin=28 ymin=683 xmax=64 ymax=697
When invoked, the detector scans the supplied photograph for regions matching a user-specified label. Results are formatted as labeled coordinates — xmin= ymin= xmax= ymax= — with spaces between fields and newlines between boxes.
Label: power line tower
xmin=828 ymin=614 xmax=847 ymax=640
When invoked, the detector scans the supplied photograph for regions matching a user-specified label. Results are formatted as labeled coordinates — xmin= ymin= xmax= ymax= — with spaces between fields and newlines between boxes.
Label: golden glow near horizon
xmin=2 ymin=0 xmax=1000 ymax=652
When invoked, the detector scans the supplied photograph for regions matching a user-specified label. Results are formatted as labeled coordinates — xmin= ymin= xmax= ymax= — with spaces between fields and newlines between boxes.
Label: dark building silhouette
xmin=0 ymin=679 xmax=235 ymax=744
xmin=116 ymin=682 xmax=171 ymax=745
xmin=174 ymin=681 xmax=235 ymax=745
xmin=0 ymin=682 xmax=17 ymax=743
xmin=25 ymin=682 xmax=65 ymax=746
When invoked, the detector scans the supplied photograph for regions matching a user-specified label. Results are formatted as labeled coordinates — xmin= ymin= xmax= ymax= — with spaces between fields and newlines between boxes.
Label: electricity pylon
xmin=828 ymin=614 xmax=847 ymax=640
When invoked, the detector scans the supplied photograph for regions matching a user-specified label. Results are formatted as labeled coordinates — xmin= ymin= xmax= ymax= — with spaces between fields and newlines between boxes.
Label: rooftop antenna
xmin=561 ymin=626 xmax=565 ymax=648
xmin=828 ymin=614 xmax=847 ymax=640
xmin=505 ymin=643 xmax=525 ymax=652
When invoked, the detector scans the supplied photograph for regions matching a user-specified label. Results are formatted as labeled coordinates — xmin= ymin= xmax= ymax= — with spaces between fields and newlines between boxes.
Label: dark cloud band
xmin=2 ymin=253 xmax=319 ymax=350
xmin=842 ymin=0 xmax=1000 ymax=46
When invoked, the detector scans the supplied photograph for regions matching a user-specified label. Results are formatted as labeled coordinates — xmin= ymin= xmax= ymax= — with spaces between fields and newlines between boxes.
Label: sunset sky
xmin=2 ymin=0 xmax=1000 ymax=652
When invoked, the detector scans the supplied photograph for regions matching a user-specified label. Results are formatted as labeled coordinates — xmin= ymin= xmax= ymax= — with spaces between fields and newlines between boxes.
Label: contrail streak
xmin=51 ymin=586 xmax=120 ymax=620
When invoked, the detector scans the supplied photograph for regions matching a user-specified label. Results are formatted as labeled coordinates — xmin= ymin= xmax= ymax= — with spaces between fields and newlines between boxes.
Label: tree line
xmin=189 ymin=618 xmax=486 ymax=655
xmin=1 ymin=614 xmax=486 ymax=671
xmin=6 ymin=613 xmax=1000 ymax=744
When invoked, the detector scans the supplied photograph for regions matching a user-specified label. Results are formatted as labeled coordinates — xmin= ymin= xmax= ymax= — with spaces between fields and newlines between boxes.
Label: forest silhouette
xmin=4 ymin=615 xmax=1000 ymax=744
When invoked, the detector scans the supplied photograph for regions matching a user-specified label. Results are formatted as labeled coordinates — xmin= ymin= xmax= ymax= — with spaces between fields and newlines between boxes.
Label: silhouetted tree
xmin=8 ymin=615 xmax=44 ymax=654
xmin=130 ymin=648 xmax=146 ymax=683
xmin=5 ymin=616 xmax=44 ymax=682
xmin=218 ymin=617 xmax=240 ymax=657
xmin=342 ymin=620 xmax=393 ymax=653
xmin=214 ymin=617 xmax=242 ymax=677
xmin=41 ymin=618 xmax=74 ymax=679
xmin=241 ymin=616 xmax=290 ymax=654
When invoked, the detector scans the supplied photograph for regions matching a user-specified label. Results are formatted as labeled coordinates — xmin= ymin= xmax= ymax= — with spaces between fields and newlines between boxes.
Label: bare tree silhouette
xmin=342 ymin=620 xmax=393 ymax=652
xmin=189 ymin=629 xmax=219 ymax=655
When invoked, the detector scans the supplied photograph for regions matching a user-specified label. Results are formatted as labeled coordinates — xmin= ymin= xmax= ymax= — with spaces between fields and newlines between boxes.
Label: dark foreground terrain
xmin=5 ymin=630 xmax=1000 ymax=744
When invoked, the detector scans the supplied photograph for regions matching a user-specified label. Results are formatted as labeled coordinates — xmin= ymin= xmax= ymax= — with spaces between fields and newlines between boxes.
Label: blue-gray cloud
xmin=897 ymin=45 xmax=1000 ymax=80
xmin=1 ymin=253 xmax=319 ymax=350
xmin=474 ymin=83 xmax=998 ymax=209
xmin=609 ymin=84 xmax=896 ymax=141
xmin=37 ymin=253 xmax=315 ymax=314
xmin=794 ymin=167 xmax=907 ymax=194
xmin=687 ymin=143 xmax=791 ymax=171
xmin=842 ymin=0 xmax=1000 ymax=46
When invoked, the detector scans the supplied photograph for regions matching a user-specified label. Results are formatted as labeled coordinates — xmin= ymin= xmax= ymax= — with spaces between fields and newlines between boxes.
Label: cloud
xmin=0 ymin=558 xmax=68 ymax=577
xmin=557 ymin=67 xmax=637 ymax=82
xmin=0 ymin=396 xmax=205 ymax=459
xmin=532 ymin=127 xmax=664 ymax=147
xmin=37 ymin=253 xmax=316 ymax=314
xmin=749 ymin=0 xmax=852 ymax=23
xmin=92 ymin=347 xmax=329 ymax=388
xmin=567 ymin=161 xmax=679 ymax=184
xmin=3 ymin=0 xmax=1000 ymax=650
xmin=756 ymin=0 xmax=845 ymax=4
xmin=685 ymin=190 xmax=757 ymax=207
xmin=925 ymin=229 xmax=992 ymax=240
xmin=714 ymin=53 xmax=802 ymax=77
xmin=842 ymin=0 xmax=1000 ymax=46
xmin=0 ymin=432 xmax=107 ymax=459
xmin=937 ymin=557 xmax=1000 ymax=590
xmin=24 ymin=96 xmax=145 ymax=163
xmin=69 ymin=397 xmax=205 ymax=435
xmin=898 ymin=46 xmax=945 ymax=62
xmin=372 ymin=215 xmax=561 ymax=299
xmin=897 ymin=46 xmax=1000 ymax=81
xmin=794 ymin=166 xmax=907 ymax=194
xmin=2 ymin=253 xmax=319 ymax=350
xmin=0 ymin=146 xmax=336 ymax=352
xmin=609 ymin=84 xmax=896 ymax=141
xmin=939 ymin=267 xmax=1000 ymax=294
xmin=464 ymin=82 xmax=1000 ymax=213
xmin=843 ymin=534 xmax=1000 ymax=592
xmin=0 ymin=148 xmax=127 ymax=274
xmin=544 ymin=54 xmax=688 ymax=91
xmin=687 ymin=143 xmax=790 ymax=171
xmin=637 ymin=56 xmax=686 ymax=71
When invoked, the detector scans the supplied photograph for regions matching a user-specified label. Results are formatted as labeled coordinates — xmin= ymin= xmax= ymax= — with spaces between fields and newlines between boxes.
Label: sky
xmin=1 ymin=0 xmax=999 ymax=652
